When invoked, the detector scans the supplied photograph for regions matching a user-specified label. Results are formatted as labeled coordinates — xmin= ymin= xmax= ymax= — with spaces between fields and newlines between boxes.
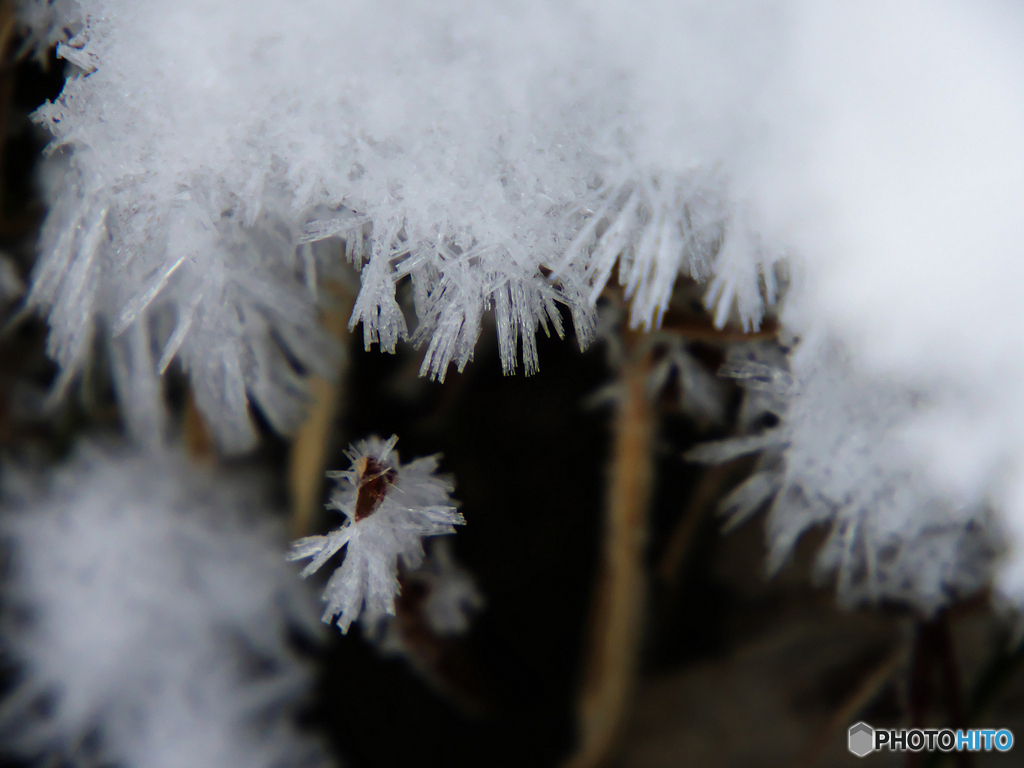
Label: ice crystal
xmin=0 ymin=442 xmax=328 ymax=768
xmin=690 ymin=340 xmax=1001 ymax=614
xmin=19 ymin=0 xmax=1024 ymax=613
xmin=288 ymin=435 xmax=464 ymax=633
xmin=18 ymin=0 xmax=788 ymax=453
xmin=554 ymin=170 xmax=779 ymax=334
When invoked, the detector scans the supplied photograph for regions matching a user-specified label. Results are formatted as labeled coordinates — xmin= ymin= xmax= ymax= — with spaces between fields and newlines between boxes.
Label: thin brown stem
xmin=907 ymin=621 xmax=934 ymax=768
xmin=934 ymin=615 xmax=973 ymax=768
xmin=657 ymin=461 xmax=736 ymax=587
xmin=565 ymin=346 xmax=654 ymax=768
xmin=787 ymin=643 xmax=907 ymax=768
xmin=182 ymin=388 xmax=212 ymax=460
xmin=287 ymin=280 xmax=353 ymax=537
xmin=0 ymin=1 xmax=17 ymax=173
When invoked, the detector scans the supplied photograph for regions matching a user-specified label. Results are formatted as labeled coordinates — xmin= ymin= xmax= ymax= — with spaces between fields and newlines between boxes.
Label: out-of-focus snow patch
xmin=0 ymin=442 xmax=329 ymax=768
xmin=742 ymin=3 xmax=1024 ymax=606
xmin=600 ymin=0 xmax=1024 ymax=609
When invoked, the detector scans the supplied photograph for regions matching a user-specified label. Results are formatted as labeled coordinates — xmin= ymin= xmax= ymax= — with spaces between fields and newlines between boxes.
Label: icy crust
xmin=288 ymin=435 xmax=464 ymax=634
xmin=691 ymin=340 xmax=1001 ymax=614
xmin=20 ymin=0 xmax=779 ymax=453
xmin=0 ymin=443 xmax=328 ymax=768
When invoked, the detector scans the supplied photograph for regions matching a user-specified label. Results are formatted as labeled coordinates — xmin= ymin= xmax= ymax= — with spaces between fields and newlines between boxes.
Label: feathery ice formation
xmin=16 ymin=0 xmax=1024 ymax=614
xmin=689 ymin=338 xmax=1002 ymax=614
xmin=288 ymin=435 xmax=464 ymax=633
xmin=17 ymin=0 xmax=777 ymax=453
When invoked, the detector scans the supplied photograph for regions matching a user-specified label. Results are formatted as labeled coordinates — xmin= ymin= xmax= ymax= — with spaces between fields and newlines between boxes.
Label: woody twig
xmin=566 ymin=329 xmax=654 ymax=768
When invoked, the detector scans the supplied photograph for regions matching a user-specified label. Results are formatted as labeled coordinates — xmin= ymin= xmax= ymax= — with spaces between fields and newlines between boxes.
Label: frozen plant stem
xmin=657 ymin=462 xmax=735 ymax=587
xmin=568 ymin=337 xmax=654 ymax=768
xmin=289 ymin=280 xmax=354 ymax=537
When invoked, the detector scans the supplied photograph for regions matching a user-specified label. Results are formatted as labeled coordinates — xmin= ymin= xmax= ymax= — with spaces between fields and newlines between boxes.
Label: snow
xmin=16 ymin=0 xmax=1024 ymax=610
xmin=0 ymin=441 xmax=328 ymax=767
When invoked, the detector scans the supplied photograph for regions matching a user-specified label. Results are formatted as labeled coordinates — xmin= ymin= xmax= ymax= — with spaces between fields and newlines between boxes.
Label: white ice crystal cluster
xmin=672 ymin=3 xmax=1024 ymax=613
xmin=758 ymin=5 xmax=1024 ymax=610
xmin=18 ymin=0 xmax=784 ymax=454
xmin=583 ymin=0 xmax=1024 ymax=614
xmin=0 ymin=443 xmax=328 ymax=768
xmin=691 ymin=339 xmax=1001 ymax=613
xmin=288 ymin=435 xmax=464 ymax=633
xmin=17 ymin=0 xmax=1024 ymax=614
xmin=17 ymin=0 xmax=603 ymax=453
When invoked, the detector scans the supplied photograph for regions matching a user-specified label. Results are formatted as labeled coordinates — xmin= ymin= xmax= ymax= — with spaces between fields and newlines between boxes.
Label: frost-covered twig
xmin=288 ymin=435 xmax=464 ymax=633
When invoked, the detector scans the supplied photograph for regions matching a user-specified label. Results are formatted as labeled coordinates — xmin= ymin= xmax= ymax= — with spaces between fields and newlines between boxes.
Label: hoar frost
xmin=19 ymin=0 xmax=775 ymax=454
xmin=288 ymin=435 xmax=464 ymax=633
xmin=690 ymin=338 xmax=1002 ymax=614
xmin=0 ymin=443 xmax=328 ymax=768
xmin=17 ymin=0 xmax=1024 ymax=616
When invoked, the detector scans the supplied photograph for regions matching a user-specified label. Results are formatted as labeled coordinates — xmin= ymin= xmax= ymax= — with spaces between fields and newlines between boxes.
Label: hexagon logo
xmin=848 ymin=722 xmax=875 ymax=757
